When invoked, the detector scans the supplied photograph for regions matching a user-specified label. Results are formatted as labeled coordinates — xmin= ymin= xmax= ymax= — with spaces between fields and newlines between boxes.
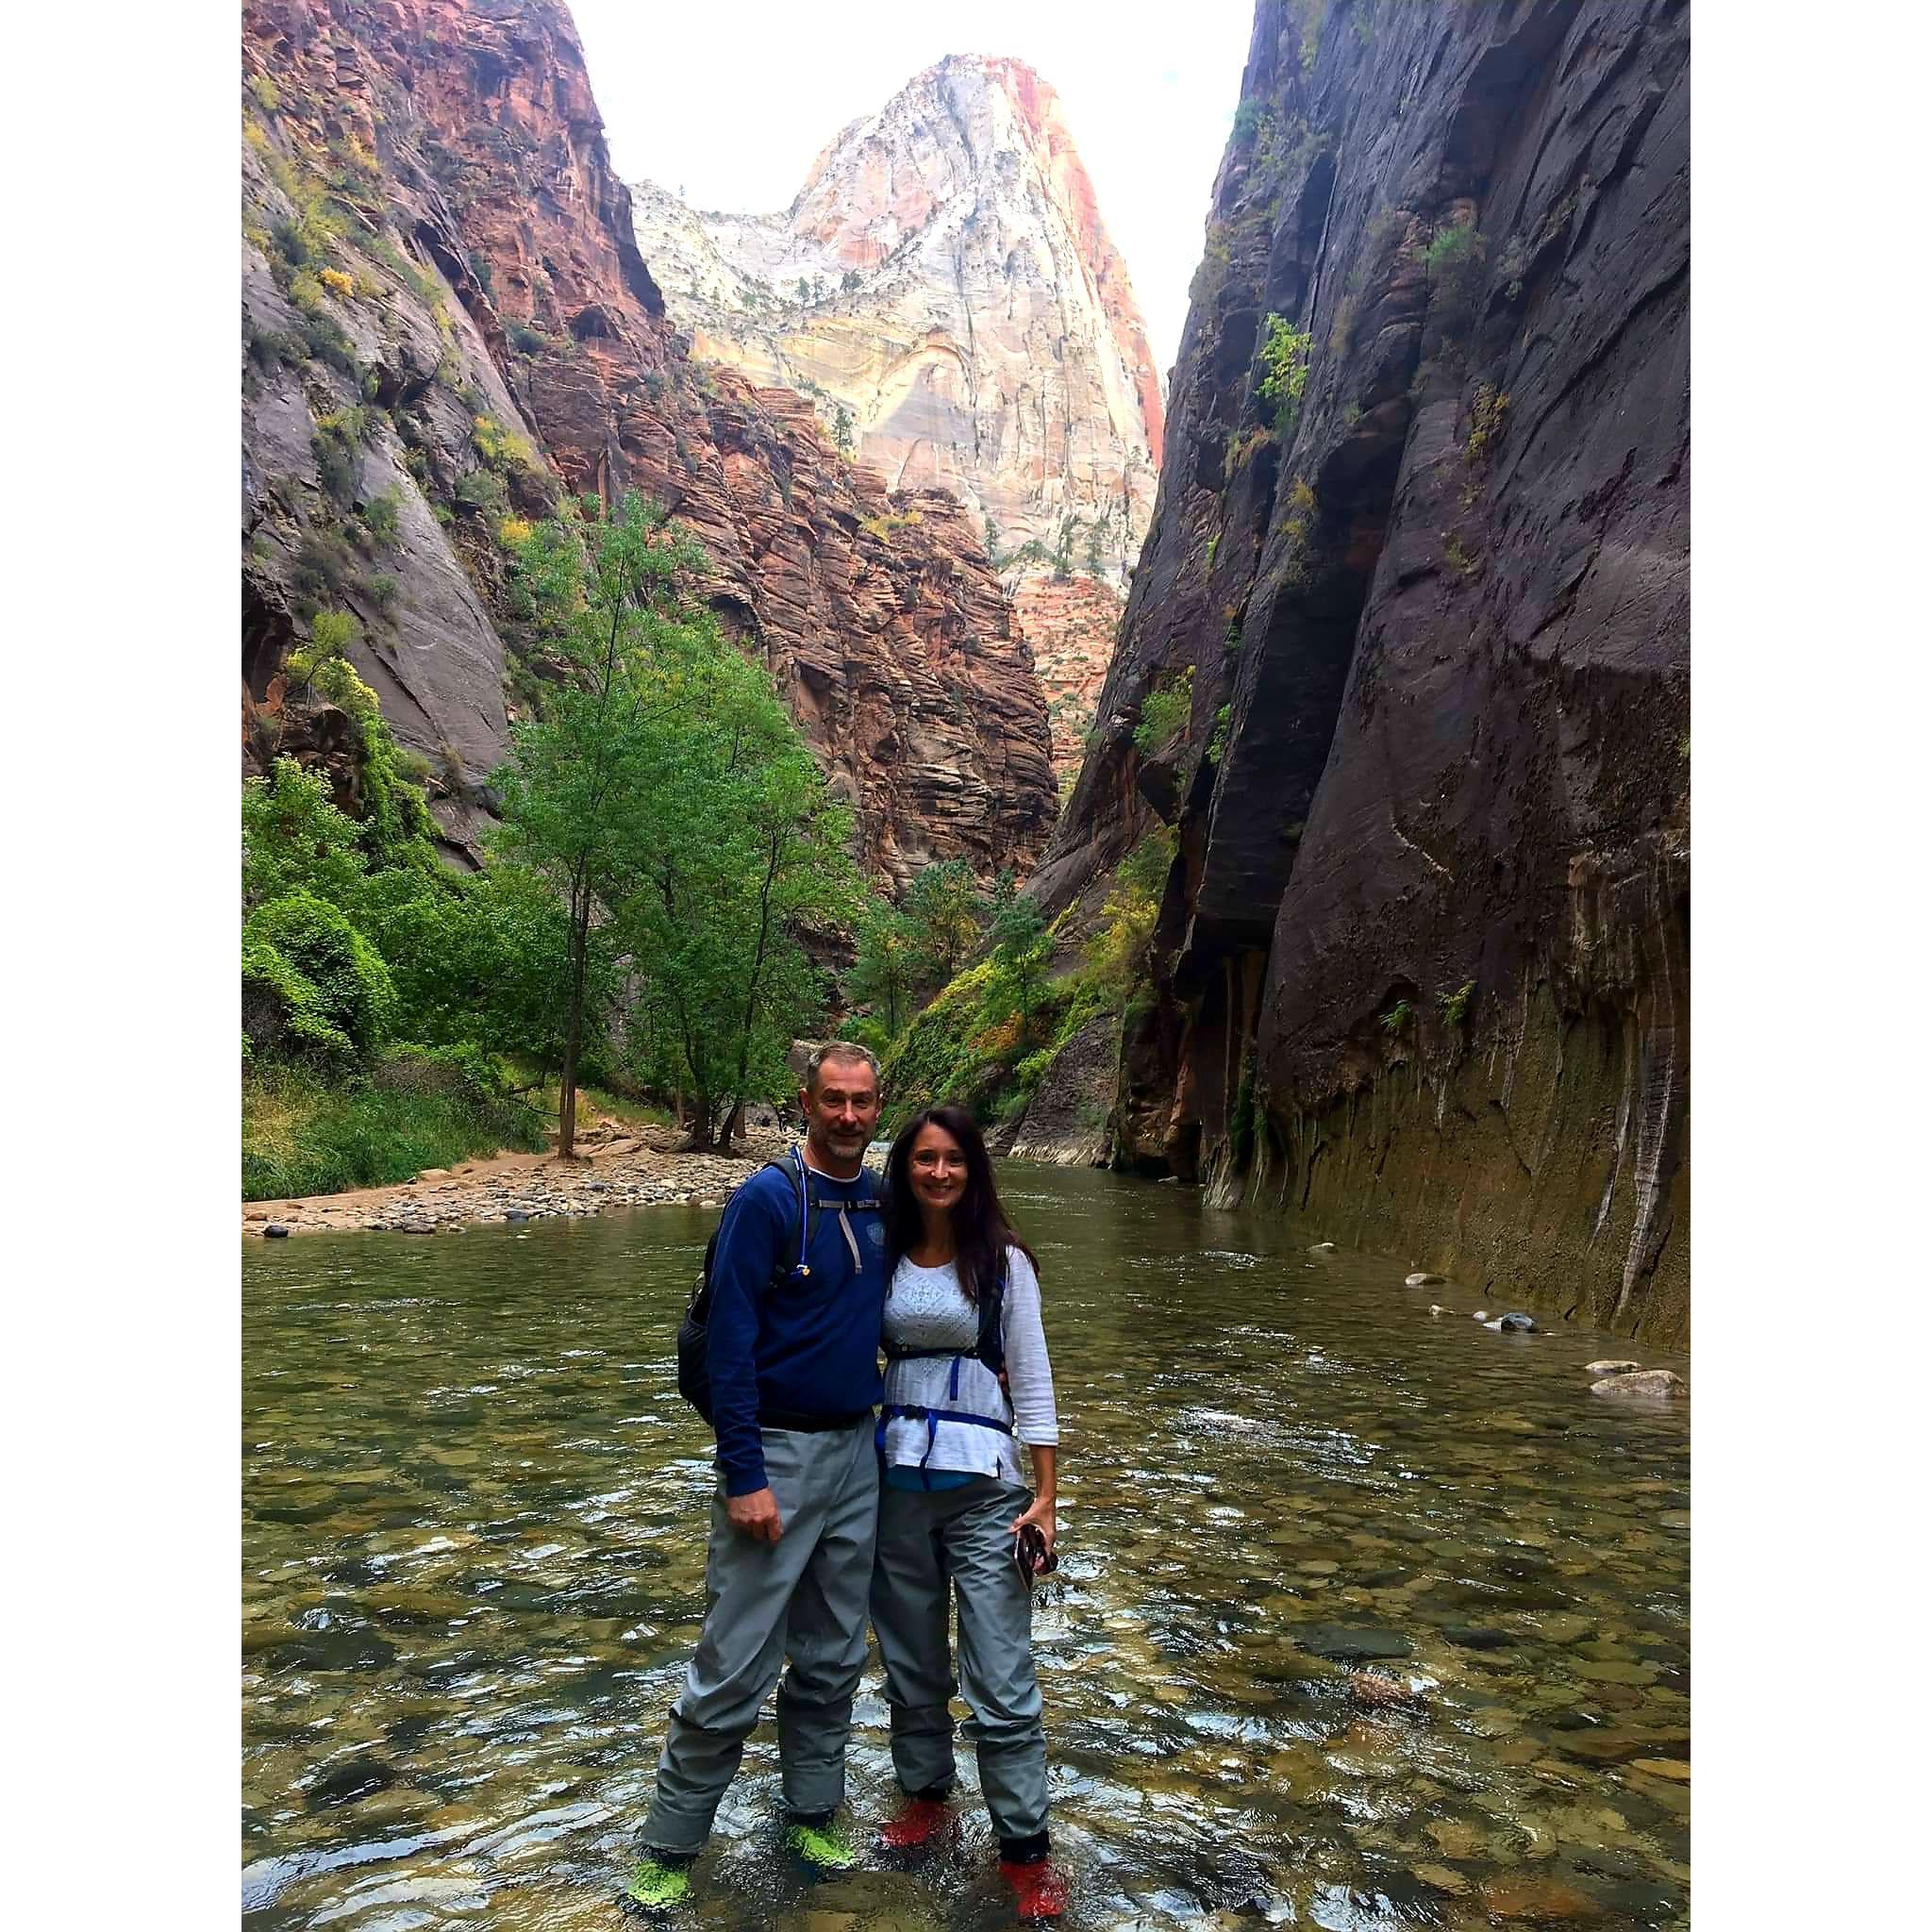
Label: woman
xmin=872 ymin=1104 xmax=1068 ymax=1922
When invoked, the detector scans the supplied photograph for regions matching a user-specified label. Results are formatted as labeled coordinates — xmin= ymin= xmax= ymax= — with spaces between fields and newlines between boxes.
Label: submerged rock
xmin=1442 ymin=1625 xmax=1514 ymax=1651
xmin=1428 ymin=1304 xmax=1452 ymax=1317
xmin=1498 ymin=1312 xmax=1538 ymax=1333
xmin=264 ymin=1224 xmax=291 ymax=1239
xmin=1405 ymin=1272 xmax=1444 ymax=1287
xmin=1590 ymin=1370 xmax=1687 ymax=1400
xmin=1308 ymin=1241 xmax=1337 ymax=1253
xmin=1293 ymin=1624 xmax=1413 ymax=1662
xmin=1586 ymin=1359 xmax=1642 ymax=1376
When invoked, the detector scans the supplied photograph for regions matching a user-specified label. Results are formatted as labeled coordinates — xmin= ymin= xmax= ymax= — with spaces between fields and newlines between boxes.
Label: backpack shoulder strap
xmin=975 ymin=1252 xmax=1009 ymax=1371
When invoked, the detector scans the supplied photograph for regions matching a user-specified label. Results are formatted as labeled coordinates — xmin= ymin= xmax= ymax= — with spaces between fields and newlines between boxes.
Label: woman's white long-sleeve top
xmin=879 ymin=1245 xmax=1058 ymax=1484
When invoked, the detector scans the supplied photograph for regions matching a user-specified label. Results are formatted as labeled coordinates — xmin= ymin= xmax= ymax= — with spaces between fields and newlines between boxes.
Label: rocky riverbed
xmin=242 ymin=1119 xmax=790 ymax=1238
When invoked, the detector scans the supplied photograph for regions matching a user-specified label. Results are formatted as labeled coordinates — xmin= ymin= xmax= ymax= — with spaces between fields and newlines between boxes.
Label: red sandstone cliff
xmin=241 ymin=0 xmax=1055 ymax=887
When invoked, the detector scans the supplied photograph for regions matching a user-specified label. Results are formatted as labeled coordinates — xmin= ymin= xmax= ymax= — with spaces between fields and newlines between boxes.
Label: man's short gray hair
xmin=805 ymin=1040 xmax=881 ymax=1093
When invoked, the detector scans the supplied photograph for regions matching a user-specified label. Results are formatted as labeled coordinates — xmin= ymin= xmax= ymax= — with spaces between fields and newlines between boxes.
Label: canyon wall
xmin=1039 ymin=0 xmax=1690 ymax=1345
xmin=242 ymin=0 xmax=1055 ymax=888
xmin=629 ymin=55 xmax=1165 ymax=778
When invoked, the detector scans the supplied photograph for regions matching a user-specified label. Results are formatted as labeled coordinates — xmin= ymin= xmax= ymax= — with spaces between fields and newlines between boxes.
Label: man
xmin=628 ymin=1042 xmax=888 ymax=1908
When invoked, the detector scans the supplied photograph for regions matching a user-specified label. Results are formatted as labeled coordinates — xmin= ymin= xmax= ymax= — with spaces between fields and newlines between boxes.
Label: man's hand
xmin=727 ymin=1487 xmax=784 ymax=1543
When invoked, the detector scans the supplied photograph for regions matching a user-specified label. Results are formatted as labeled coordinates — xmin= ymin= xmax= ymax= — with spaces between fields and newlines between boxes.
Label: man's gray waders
xmin=869 ymin=1474 xmax=1050 ymax=1847
xmin=641 ymin=1420 xmax=878 ymax=1853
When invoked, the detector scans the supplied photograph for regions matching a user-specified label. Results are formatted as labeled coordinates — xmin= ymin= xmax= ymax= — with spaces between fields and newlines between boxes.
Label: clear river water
xmin=243 ymin=1162 xmax=1690 ymax=1931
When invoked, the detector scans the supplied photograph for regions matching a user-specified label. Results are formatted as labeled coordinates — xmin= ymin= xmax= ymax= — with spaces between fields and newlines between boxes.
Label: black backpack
xmin=676 ymin=1147 xmax=879 ymax=1424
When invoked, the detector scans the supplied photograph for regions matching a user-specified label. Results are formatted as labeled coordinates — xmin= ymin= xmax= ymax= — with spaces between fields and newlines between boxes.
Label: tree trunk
xmin=558 ymin=881 xmax=591 ymax=1159
xmin=684 ymin=1089 xmax=714 ymax=1153
xmin=719 ymin=1098 xmax=744 ymax=1152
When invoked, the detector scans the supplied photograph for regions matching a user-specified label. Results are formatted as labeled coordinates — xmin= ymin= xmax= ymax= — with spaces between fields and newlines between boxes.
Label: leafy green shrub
xmin=1133 ymin=665 xmax=1194 ymax=756
xmin=359 ymin=489 xmax=401 ymax=547
xmin=1208 ymin=704 xmax=1232 ymax=767
xmin=311 ymin=415 xmax=363 ymax=508
xmin=1437 ymin=980 xmax=1476 ymax=1028
xmin=1257 ymin=312 xmax=1312 ymax=435
xmin=243 ymin=891 xmax=398 ymax=1067
xmin=456 ymin=468 xmax=509 ymax=518
xmin=242 ymin=756 xmax=366 ymax=910
xmin=1424 ymin=219 xmax=1488 ymax=340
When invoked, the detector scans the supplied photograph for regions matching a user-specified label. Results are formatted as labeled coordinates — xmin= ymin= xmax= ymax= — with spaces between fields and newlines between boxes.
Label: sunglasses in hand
xmin=1013 ymin=1522 xmax=1058 ymax=1581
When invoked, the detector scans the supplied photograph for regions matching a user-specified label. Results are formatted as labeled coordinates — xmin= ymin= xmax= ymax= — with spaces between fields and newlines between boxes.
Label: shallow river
xmin=243 ymin=1164 xmax=1689 ymax=1930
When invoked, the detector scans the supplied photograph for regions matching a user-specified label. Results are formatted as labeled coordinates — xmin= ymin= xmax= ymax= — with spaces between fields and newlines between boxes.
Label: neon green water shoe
xmin=624 ymin=1855 xmax=692 ymax=1909
xmin=785 ymin=1816 xmax=859 ymax=1872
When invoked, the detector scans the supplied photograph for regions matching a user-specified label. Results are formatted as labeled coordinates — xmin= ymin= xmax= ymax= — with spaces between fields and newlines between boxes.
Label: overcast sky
xmin=567 ymin=0 xmax=1258 ymax=381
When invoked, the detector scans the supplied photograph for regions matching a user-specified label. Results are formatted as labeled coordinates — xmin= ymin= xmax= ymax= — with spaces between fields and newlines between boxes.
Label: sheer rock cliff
xmin=1038 ymin=0 xmax=1690 ymax=1344
xmin=241 ymin=0 xmax=1054 ymax=886
xmin=629 ymin=55 xmax=1164 ymax=777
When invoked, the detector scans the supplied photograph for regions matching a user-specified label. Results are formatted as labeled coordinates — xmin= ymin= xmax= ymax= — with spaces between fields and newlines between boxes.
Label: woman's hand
xmin=1009 ymin=1491 xmax=1056 ymax=1558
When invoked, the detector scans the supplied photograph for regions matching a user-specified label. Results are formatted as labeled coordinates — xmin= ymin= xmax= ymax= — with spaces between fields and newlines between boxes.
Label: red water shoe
xmin=878 ymin=1795 xmax=950 ymax=1851
xmin=998 ymin=1857 xmax=1070 ymax=1921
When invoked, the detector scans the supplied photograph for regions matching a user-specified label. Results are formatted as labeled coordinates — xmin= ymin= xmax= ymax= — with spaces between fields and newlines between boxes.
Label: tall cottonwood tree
xmin=618 ymin=661 xmax=859 ymax=1151
xmin=493 ymin=493 xmax=708 ymax=1158
xmin=497 ymin=491 xmax=861 ymax=1157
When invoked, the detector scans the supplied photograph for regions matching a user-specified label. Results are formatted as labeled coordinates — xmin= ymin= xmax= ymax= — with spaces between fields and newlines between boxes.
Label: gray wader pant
xmin=869 ymin=1474 xmax=1050 ymax=1852
xmin=641 ymin=1421 xmax=878 ymax=1855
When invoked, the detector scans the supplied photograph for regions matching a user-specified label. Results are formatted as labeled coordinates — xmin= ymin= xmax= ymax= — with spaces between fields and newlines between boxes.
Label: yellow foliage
xmin=1464 ymin=383 xmax=1510 ymax=466
xmin=318 ymin=268 xmax=355 ymax=300
xmin=473 ymin=415 xmax=541 ymax=476
xmin=498 ymin=516 xmax=533 ymax=548
xmin=969 ymin=1014 xmax=1023 ymax=1058
xmin=243 ymin=117 xmax=271 ymax=154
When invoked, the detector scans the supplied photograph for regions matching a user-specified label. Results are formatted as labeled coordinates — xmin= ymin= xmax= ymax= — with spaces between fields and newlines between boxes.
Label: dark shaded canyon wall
xmin=1037 ymin=0 xmax=1689 ymax=1345
xmin=241 ymin=0 xmax=1054 ymax=886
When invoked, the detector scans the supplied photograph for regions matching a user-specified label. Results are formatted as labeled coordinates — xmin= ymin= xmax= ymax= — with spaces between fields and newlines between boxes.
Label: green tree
xmin=617 ymin=658 xmax=860 ymax=1150
xmin=848 ymin=898 xmax=921 ymax=1040
xmin=987 ymin=891 xmax=1052 ymax=1024
xmin=904 ymin=858 xmax=987 ymax=988
xmin=242 ymin=756 xmax=367 ymax=911
xmin=492 ymin=492 xmax=710 ymax=1157
xmin=832 ymin=402 xmax=856 ymax=456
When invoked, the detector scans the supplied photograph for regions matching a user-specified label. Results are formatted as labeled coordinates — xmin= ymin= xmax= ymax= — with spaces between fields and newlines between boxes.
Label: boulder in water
xmin=1498 ymin=1312 xmax=1538 ymax=1333
xmin=1586 ymin=1359 xmax=1641 ymax=1376
xmin=1428 ymin=1304 xmax=1452 ymax=1317
xmin=1308 ymin=1241 xmax=1337 ymax=1253
xmin=263 ymin=1224 xmax=291 ymax=1238
xmin=1471 ymin=1310 xmax=1490 ymax=1322
xmin=1591 ymin=1369 xmax=1687 ymax=1400
xmin=1405 ymin=1271 xmax=1444 ymax=1287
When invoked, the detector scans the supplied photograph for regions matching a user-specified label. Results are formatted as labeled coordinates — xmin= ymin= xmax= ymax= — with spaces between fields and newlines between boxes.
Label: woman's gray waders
xmin=640 ymin=1421 xmax=878 ymax=1854
xmin=869 ymin=1474 xmax=1049 ymax=1848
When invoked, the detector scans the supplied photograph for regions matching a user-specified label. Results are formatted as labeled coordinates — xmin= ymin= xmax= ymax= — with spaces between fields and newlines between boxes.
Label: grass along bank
xmin=242 ymin=1050 xmax=547 ymax=1201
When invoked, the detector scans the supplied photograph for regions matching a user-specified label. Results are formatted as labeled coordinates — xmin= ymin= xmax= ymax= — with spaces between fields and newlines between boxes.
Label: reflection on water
xmin=244 ymin=1165 xmax=1689 ymax=1929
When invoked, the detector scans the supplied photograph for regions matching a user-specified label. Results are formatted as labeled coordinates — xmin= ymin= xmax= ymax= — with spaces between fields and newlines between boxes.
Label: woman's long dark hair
xmin=883 ymin=1104 xmax=1039 ymax=1305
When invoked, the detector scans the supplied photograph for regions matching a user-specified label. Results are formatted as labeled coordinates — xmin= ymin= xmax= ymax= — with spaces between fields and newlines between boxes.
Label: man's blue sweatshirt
xmin=707 ymin=1155 xmax=889 ymax=1497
